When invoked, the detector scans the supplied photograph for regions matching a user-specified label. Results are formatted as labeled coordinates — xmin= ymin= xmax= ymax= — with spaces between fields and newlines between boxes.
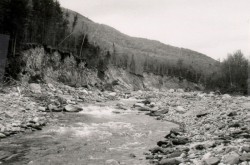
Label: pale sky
xmin=59 ymin=0 xmax=250 ymax=60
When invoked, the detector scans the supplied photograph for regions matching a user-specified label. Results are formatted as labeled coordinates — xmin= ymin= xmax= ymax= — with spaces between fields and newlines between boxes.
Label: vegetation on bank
xmin=206 ymin=50 xmax=249 ymax=95
xmin=0 ymin=0 xmax=110 ymax=79
xmin=0 ymin=0 xmax=248 ymax=94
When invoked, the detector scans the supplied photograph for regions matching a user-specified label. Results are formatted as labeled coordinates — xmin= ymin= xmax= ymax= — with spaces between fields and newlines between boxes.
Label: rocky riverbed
xmin=0 ymin=81 xmax=119 ymax=139
xmin=131 ymin=90 xmax=250 ymax=165
xmin=0 ymin=82 xmax=249 ymax=165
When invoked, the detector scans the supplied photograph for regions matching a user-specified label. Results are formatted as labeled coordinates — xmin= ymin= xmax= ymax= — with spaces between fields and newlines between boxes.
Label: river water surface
xmin=0 ymin=99 xmax=177 ymax=165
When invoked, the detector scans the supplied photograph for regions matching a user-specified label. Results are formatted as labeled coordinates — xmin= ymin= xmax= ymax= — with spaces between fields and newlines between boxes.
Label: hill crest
xmin=63 ymin=8 xmax=219 ymax=78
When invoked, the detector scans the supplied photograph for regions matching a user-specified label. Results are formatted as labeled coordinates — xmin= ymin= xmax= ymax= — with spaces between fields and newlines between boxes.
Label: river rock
xmin=129 ymin=153 xmax=136 ymax=158
xmin=195 ymin=144 xmax=205 ymax=150
xmin=242 ymin=102 xmax=250 ymax=110
xmin=64 ymin=105 xmax=82 ymax=112
xmin=29 ymin=83 xmax=41 ymax=94
xmin=197 ymin=112 xmax=209 ymax=118
xmin=116 ymin=103 xmax=127 ymax=110
xmin=0 ymin=133 xmax=6 ymax=138
xmin=176 ymin=89 xmax=184 ymax=93
xmin=108 ymin=92 xmax=117 ymax=97
xmin=0 ymin=151 xmax=12 ymax=160
xmin=0 ymin=124 xmax=5 ymax=132
xmin=222 ymin=94 xmax=231 ymax=100
xmin=240 ymin=153 xmax=250 ymax=161
xmin=47 ymin=83 xmax=56 ymax=91
xmin=149 ymin=147 xmax=165 ymax=154
xmin=221 ymin=152 xmax=240 ymax=165
xmin=38 ymin=106 xmax=46 ymax=112
xmin=157 ymin=140 xmax=169 ymax=147
xmin=141 ymin=99 xmax=151 ymax=105
xmin=105 ymin=159 xmax=120 ymax=165
xmin=149 ymin=102 xmax=156 ymax=107
xmin=203 ymin=157 xmax=220 ymax=165
xmin=80 ymin=89 xmax=88 ymax=95
xmin=228 ymin=122 xmax=240 ymax=128
xmin=146 ymin=155 xmax=154 ymax=159
xmin=133 ymin=103 xmax=144 ymax=108
xmin=169 ymin=89 xmax=175 ymax=93
xmin=202 ymin=152 xmax=212 ymax=160
xmin=56 ymin=90 xmax=63 ymax=94
xmin=148 ymin=109 xmax=169 ymax=116
xmin=4 ymin=112 xmax=14 ymax=118
xmin=240 ymin=146 xmax=250 ymax=152
xmin=227 ymin=111 xmax=237 ymax=117
xmin=48 ymin=104 xmax=61 ymax=112
xmin=159 ymin=158 xmax=182 ymax=165
xmin=138 ymin=106 xmax=152 ymax=111
xmin=57 ymin=95 xmax=74 ymax=104
xmin=176 ymin=106 xmax=186 ymax=114
xmin=172 ymin=137 xmax=189 ymax=145
xmin=167 ymin=151 xmax=182 ymax=158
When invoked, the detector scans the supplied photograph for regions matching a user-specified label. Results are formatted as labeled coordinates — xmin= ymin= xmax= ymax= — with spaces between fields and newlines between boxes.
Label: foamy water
xmin=43 ymin=121 xmax=134 ymax=139
xmin=78 ymin=105 xmax=116 ymax=117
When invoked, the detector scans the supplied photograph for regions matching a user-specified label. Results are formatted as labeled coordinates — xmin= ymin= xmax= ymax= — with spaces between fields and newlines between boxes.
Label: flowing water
xmin=0 ymin=99 xmax=177 ymax=165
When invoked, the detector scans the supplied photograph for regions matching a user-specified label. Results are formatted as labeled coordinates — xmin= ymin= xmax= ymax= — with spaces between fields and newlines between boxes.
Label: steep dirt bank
xmin=5 ymin=47 xmax=202 ymax=92
xmin=106 ymin=67 xmax=202 ymax=91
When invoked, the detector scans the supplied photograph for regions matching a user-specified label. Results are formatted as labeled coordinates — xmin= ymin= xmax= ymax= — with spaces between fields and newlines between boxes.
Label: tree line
xmin=0 ymin=0 xmax=66 ymax=54
xmin=112 ymin=44 xmax=249 ymax=94
xmin=206 ymin=50 xmax=249 ymax=95
xmin=0 ymin=0 xmax=92 ymax=58
xmin=0 ymin=0 xmax=108 ymax=69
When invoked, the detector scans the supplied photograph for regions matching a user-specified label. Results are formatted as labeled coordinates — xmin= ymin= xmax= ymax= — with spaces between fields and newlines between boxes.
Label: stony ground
xmin=0 ymin=82 xmax=250 ymax=165
xmin=132 ymin=90 xmax=250 ymax=165
xmin=0 ymin=82 xmax=119 ymax=139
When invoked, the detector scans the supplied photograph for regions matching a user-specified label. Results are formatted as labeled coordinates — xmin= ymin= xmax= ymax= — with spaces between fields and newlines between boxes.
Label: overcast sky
xmin=59 ymin=0 xmax=250 ymax=60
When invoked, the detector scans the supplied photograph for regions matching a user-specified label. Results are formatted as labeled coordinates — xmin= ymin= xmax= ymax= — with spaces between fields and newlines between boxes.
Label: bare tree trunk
xmin=13 ymin=33 xmax=17 ymax=57
xmin=74 ymin=36 xmax=77 ymax=53
xmin=229 ymin=64 xmax=233 ymax=87
xmin=58 ymin=31 xmax=74 ymax=46
xmin=195 ymin=72 xmax=198 ymax=82
xmin=79 ymin=34 xmax=86 ymax=58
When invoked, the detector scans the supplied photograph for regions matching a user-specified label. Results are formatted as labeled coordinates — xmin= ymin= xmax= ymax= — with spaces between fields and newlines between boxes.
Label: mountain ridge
xmin=65 ymin=9 xmax=215 ymax=58
xmin=63 ymin=8 xmax=219 ymax=78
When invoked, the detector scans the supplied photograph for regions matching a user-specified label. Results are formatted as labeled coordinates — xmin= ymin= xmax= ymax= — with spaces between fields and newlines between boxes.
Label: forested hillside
xmin=64 ymin=9 xmax=220 ymax=82
xmin=0 ymin=0 xmax=248 ymax=94
xmin=0 ymin=0 xmax=67 ymax=51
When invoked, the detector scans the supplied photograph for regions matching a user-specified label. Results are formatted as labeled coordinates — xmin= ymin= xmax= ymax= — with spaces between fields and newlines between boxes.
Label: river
xmin=0 ymin=98 xmax=177 ymax=165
